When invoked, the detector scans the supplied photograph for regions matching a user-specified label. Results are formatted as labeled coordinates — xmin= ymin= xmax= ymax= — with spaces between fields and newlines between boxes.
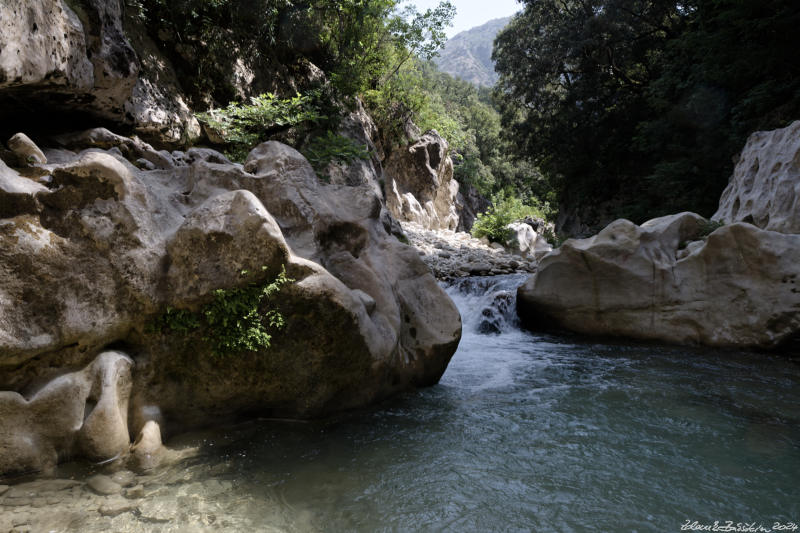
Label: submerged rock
xmin=0 ymin=131 xmax=461 ymax=476
xmin=518 ymin=212 xmax=800 ymax=347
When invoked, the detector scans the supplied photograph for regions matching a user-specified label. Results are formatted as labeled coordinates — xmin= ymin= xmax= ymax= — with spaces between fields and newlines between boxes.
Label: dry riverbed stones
xmin=400 ymin=221 xmax=538 ymax=280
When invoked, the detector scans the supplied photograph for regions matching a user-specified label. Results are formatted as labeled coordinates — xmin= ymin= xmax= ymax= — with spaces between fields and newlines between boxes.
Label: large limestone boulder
xmin=714 ymin=120 xmax=800 ymax=233
xmin=0 ymin=351 xmax=133 ymax=476
xmin=518 ymin=213 xmax=800 ymax=347
xmin=0 ymin=132 xmax=461 ymax=474
xmin=384 ymin=130 xmax=460 ymax=231
xmin=0 ymin=0 xmax=199 ymax=146
xmin=505 ymin=221 xmax=552 ymax=259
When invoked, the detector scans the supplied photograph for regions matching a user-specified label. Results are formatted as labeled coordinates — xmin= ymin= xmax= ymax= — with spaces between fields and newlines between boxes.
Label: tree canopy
xmin=494 ymin=0 xmax=800 ymax=232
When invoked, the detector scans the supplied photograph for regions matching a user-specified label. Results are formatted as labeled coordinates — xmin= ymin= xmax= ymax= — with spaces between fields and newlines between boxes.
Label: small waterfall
xmin=444 ymin=274 xmax=530 ymax=335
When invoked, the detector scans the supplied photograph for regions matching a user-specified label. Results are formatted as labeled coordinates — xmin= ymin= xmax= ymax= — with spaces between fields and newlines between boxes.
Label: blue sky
xmin=403 ymin=0 xmax=522 ymax=38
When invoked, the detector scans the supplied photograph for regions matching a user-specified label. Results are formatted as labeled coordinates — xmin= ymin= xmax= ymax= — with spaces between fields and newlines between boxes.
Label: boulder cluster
xmin=401 ymin=222 xmax=540 ymax=280
xmin=518 ymin=120 xmax=800 ymax=349
xmin=0 ymin=130 xmax=461 ymax=477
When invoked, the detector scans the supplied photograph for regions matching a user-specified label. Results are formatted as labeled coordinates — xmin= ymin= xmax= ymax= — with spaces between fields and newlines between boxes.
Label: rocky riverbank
xmin=401 ymin=222 xmax=539 ymax=280
xmin=517 ymin=120 xmax=800 ymax=349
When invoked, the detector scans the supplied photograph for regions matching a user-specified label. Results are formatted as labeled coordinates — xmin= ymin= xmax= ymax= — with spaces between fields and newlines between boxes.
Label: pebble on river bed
xmin=400 ymin=222 xmax=538 ymax=280
xmin=87 ymin=475 xmax=123 ymax=495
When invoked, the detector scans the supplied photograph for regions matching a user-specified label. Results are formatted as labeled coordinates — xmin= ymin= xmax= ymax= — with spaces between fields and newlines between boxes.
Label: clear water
xmin=8 ymin=275 xmax=800 ymax=532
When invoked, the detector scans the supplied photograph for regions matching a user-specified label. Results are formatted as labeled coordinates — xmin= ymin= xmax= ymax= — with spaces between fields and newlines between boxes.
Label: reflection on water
xmin=2 ymin=275 xmax=799 ymax=532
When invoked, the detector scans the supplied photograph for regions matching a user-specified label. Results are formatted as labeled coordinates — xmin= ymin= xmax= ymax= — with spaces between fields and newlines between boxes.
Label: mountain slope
xmin=434 ymin=17 xmax=512 ymax=87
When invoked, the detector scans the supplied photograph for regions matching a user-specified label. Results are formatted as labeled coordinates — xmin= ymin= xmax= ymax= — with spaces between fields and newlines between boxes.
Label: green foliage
xmin=698 ymin=219 xmax=725 ymax=238
xmin=493 ymin=0 xmax=800 ymax=232
xmin=471 ymin=192 xmax=554 ymax=243
xmin=149 ymin=266 xmax=293 ymax=357
xmin=196 ymin=92 xmax=325 ymax=161
xmin=315 ymin=0 xmax=455 ymax=97
xmin=301 ymin=131 xmax=371 ymax=181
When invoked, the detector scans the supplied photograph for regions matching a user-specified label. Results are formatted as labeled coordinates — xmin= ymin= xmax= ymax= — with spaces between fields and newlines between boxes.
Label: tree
xmin=494 ymin=0 xmax=687 ymax=228
xmin=493 ymin=0 xmax=800 ymax=232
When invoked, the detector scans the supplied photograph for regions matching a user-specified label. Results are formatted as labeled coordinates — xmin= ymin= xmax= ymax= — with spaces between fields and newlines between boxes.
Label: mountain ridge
xmin=434 ymin=16 xmax=512 ymax=87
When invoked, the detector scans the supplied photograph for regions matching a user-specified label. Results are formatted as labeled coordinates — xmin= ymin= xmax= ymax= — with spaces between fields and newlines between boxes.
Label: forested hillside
xmin=433 ymin=17 xmax=511 ymax=87
xmin=494 ymin=0 xmax=800 ymax=234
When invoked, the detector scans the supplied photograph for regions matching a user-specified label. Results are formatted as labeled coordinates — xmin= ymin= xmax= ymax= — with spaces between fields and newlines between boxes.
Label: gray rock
xmin=714 ymin=120 xmax=800 ymax=234
xmin=87 ymin=475 xmax=122 ymax=496
xmin=124 ymin=485 xmax=145 ymax=499
xmin=384 ymin=131 xmax=460 ymax=230
xmin=99 ymin=498 xmax=136 ymax=517
xmin=0 ymin=352 xmax=133 ymax=476
xmin=7 ymin=134 xmax=46 ymax=165
xmin=0 ymin=135 xmax=461 ymax=476
xmin=518 ymin=212 xmax=800 ymax=347
xmin=110 ymin=470 xmax=136 ymax=488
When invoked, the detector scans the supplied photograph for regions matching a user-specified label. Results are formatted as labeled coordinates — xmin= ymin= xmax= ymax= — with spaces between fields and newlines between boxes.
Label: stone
xmin=124 ymin=485 xmax=145 ymax=499
xmin=99 ymin=499 xmax=136 ymax=517
xmin=0 ymin=0 xmax=199 ymax=146
xmin=0 ymin=134 xmax=461 ymax=476
xmin=87 ymin=475 xmax=123 ymax=496
xmin=518 ymin=213 xmax=800 ymax=347
xmin=130 ymin=420 xmax=165 ymax=471
xmin=6 ymin=134 xmax=46 ymax=165
xmin=110 ymin=470 xmax=136 ymax=488
xmin=384 ymin=130 xmax=460 ymax=231
xmin=0 ymin=351 xmax=133 ymax=476
xmin=505 ymin=221 xmax=553 ymax=258
xmin=0 ymin=485 xmax=8 ymax=496
xmin=714 ymin=120 xmax=800 ymax=234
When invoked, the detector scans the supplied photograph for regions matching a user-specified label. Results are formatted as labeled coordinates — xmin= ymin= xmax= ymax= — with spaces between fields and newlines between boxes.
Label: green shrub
xmin=149 ymin=266 xmax=293 ymax=357
xmin=698 ymin=219 xmax=725 ymax=238
xmin=301 ymin=131 xmax=371 ymax=181
xmin=196 ymin=92 xmax=326 ymax=161
xmin=471 ymin=192 xmax=554 ymax=243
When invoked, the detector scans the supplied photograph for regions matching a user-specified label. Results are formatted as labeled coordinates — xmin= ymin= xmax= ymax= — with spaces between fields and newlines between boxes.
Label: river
xmin=2 ymin=275 xmax=798 ymax=532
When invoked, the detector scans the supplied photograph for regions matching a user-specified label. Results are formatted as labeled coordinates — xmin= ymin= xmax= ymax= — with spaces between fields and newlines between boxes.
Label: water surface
xmin=4 ymin=275 xmax=799 ymax=532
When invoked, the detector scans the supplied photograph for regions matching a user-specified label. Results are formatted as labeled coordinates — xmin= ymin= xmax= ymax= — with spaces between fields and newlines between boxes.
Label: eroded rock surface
xmin=518 ymin=213 xmax=800 ymax=347
xmin=0 ymin=0 xmax=199 ymax=146
xmin=0 ymin=351 xmax=133 ymax=476
xmin=714 ymin=120 xmax=800 ymax=233
xmin=0 ymin=131 xmax=461 ymax=475
xmin=384 ymin=130 xmax=460 ymax=231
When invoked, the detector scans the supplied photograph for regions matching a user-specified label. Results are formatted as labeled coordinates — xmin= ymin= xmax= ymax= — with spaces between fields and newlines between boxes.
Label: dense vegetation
xmin=494 ymin=0 xmax=800 ymax=231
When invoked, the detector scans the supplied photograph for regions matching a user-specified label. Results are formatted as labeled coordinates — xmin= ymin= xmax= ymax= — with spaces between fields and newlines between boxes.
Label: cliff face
xmin=434 ymin=17 xmax=511 ymax=87
xmin=383 ymin=130 xmax=460 ymax=231
xmin=0 ymin=0 xmax=200 ymax=146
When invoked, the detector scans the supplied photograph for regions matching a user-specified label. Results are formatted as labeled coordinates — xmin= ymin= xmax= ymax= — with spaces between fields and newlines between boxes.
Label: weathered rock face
xmin=518 ymin=212 xmax=800 ymax=348
xmin=505 ymin=222 xmax=552 ymax=259
xmin=384 ymin=130 xmax=460 ymax=231
xmin=455 ymin=181 xmax=489 ymax=233
xmin=0 ymin=351 xmax=133 ymax=476
xmin=0 ymin=130 xmax=461 ymax=476
xmin=0 ymin=0 xmax=199 ymax=146
xmin=714 ymin=120 xmax=800 ymax=233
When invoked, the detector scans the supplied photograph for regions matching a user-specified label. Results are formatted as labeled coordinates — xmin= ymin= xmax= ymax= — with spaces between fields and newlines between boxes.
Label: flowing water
xmin=3 ymin=275 xmax=799 ymax=532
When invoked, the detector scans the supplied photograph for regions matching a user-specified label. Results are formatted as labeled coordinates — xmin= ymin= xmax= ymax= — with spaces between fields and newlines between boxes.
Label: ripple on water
xmin=2 ymin=275 xmax=798 ymax=532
